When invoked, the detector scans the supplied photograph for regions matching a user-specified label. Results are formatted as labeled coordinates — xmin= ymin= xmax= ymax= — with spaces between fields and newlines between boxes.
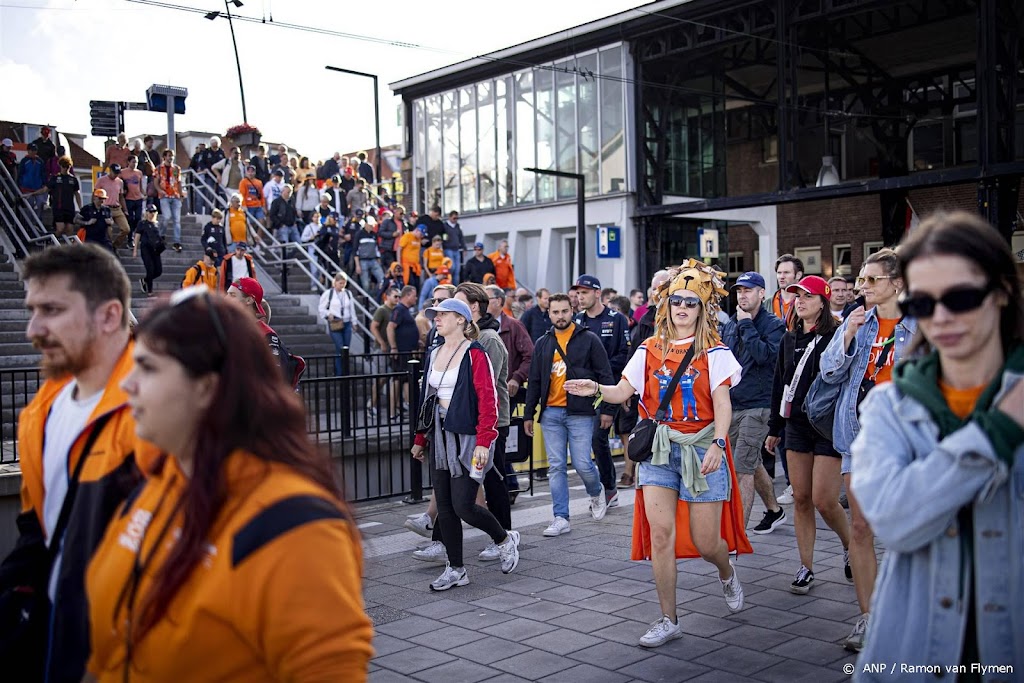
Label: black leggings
xmin=483 ymin=426 xmax=512 ymax=530
xmin=140 ymin=246 xmax=162 ymax=291
xmin=429 ymin=440 xmax=506 ymax=568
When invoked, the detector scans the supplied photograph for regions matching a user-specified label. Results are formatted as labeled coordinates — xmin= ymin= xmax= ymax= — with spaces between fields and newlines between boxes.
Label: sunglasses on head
xmin=899 ymin=284 xmax=995 ymax=319
xmin=667 ymin=294 xmax=701 ymax=309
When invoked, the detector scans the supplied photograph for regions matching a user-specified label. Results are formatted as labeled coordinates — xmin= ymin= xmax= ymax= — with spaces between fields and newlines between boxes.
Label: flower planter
xmin=233 ymin=131 xmax=261 ymax=148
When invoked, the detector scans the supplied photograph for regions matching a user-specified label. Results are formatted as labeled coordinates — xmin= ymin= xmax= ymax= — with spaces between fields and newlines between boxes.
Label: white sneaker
xmin=639 ymin=615 xmax=683 ymax=648
xmin=543 ymin=517 xmax=571 ymax=537
xmin=721 ymin=562 xmax=744 ymax=612
xmin=412 ymin=540 xmax=447 ymax=563
xmin=403 ymin=512 xmax=434 ymax=538
xmin=478 ymin=542 xmax=500 ymax=561
xmin=606 ymin=489 xmax=620 ymax=508
xmin=844 ymin=613 xmax=869 ymax=652
xmin=429 ymin=563 xmax=469 ymax=591
xmin=498 ymin=530 xmax=520 ymax=574
xmin=590 ymin=485 xmax=608 ymax=521
xmin=777 ymin=484 xmax=794 ymax=505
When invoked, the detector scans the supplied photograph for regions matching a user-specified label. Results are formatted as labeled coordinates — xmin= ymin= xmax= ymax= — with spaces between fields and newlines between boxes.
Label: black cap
xmin=109 ymin=163 xmax=122 ymax=174
xmin=272 ymin=169 xmax=284 ymax=177
xmin=144 ymin=204 xmax=158 ymax=212
xmin=204 ymin=247 xmax=218 ymax=259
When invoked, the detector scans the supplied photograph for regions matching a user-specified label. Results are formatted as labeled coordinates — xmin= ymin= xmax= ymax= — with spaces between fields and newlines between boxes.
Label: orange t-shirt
xmin=489 ymin=251 xmax=516 ymax=289
xmin=939 ymin=381 xmax=986 ymax=419
xmin=546 ymin=325 xmax=574 ymax=407
xmin=424 ymin=246 xmax=445 ymax=271
xmin=239 ymin=177 xmax=264 ymax=209
xmin=399 ymin=232 xmax=421 ymax=266
xmin=865 ymin=318 xmax=900 ymax=385
xmin=227 ymin=208 xmax=248 ymax=244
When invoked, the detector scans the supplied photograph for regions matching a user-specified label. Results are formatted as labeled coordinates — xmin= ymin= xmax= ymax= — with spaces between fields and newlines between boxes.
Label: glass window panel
xmin=555 ymin=61 xmax=577 ymax=199
xmin=577 ymin=53 xmax=599 ymax=197
xmin=442 ymin=90 xmax=460 ymax=212
xmin=460 ymin=86 xmax=478 ymax=213
xmin=477 ymin=81 xmax=495 ymax=211
xmin=600 ymin=46 xmax=626 ymax=193
xmin=535 ymin=66 xmax=555 ymax=202
xmin=425 ymin=94 xmax=442 ymax=213
xmin=413 ymin=98 xmax=426 ymax=212
xmin=496 ymin=77 xmax=513 ymax=208
xmin=514 ymin=70 xmax=536 ymax=204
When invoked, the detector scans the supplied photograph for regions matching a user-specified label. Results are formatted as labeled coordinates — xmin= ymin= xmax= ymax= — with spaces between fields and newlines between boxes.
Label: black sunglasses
xmin=667 ymin=294 xmax=701 ymax=309
xmin=899 ymin=284 xmax=995 ymax=319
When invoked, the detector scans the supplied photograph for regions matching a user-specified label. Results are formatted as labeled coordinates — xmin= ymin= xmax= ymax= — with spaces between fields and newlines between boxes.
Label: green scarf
xmin=892 ymin=345 xmax=1024 ymax=464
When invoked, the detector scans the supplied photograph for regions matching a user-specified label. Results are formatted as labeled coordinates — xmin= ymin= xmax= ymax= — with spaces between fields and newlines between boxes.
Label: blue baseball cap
xmin=572 ymin=274 xmax=601 ymax=290
xmin=474 ymin=242 xmax=484 ymax=249
xmin=732 ymin=272 xmax=766 ymax=290
xmin=424 ymin=297 xmax=473 ymax=322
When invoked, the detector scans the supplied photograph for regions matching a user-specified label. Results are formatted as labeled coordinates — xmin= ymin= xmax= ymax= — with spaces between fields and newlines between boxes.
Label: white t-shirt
xmin=622 ymin=336 xmax=742 ymax=396
xmin=43 ymin=381 xmax=103 ymax=600
xmin=230 ymin=255 xmax=250 ymax=283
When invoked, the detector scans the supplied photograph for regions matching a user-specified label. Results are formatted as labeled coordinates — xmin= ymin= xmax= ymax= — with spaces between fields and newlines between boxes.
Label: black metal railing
xmin=0 ymin=360 xmax=430 ymax=502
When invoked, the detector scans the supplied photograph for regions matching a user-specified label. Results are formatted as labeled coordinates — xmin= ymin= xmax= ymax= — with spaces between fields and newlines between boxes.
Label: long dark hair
xmin=132 ymin=293 xmax=343 ymax=640
xmin=899 ymin=210 xmax=1024 ymax=353
xmin=786 ymin=294 xmax=838 ymax=336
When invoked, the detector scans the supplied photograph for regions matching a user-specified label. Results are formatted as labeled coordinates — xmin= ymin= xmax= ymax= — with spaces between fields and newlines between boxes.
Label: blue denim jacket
xmin=850 ymin=373 xmax=1023 ymax=682
xmin=819 ymin=308 xmax=917 ymax=456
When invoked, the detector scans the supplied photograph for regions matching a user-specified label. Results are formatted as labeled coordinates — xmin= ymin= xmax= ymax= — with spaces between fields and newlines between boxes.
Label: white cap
xmin=0 ymin=138 xmax=12 ymax=147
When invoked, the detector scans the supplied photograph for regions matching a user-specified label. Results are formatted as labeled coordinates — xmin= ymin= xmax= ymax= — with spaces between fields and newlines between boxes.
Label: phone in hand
xmin=855 ymin=295 xmax=866 ymax=309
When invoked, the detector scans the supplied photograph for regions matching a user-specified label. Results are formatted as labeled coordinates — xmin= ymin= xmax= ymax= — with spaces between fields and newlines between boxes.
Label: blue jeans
xmin=359 ymin=258 xmax=385 ymax=291
xmin=275 ymin=225 xmax=301 ymax=258
xmin=539 ymin=407 xmax=601 ymax=520
xmin=444 ymin=249 xmax=462 ymax=284
xmin=329 ymin=322 xmax=352 ymax=376
xmin=159 ymin=197 xmax=182 ymax=243
xmin=246 ymin=206 xmax=265 ymax=225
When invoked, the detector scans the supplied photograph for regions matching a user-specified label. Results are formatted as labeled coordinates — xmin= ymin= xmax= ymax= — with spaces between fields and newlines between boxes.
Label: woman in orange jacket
xmin=85 ymin=288 xmax=373 ymax=682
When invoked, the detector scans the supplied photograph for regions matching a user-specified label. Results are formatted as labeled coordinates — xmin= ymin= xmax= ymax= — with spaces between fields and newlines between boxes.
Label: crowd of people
xmin=0 ymin=200 xmax=1020 ymax=680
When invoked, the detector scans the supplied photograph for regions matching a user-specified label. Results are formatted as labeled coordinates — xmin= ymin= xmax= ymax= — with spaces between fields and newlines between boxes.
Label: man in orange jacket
xmin=182 ymin=248 xmax=220 ymax=289
xmin=0 ymin=245 xmax=157 ymax=683
xmin=489 ymin=239 xmax=517 ymax=289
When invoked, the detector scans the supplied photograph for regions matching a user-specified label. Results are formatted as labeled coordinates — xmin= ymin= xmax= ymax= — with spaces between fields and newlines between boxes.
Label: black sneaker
xmin=139 ymin=278 xmax=149 ymax=294
xmin=752 ymin=507 xmax=786 ymax=534
xmin=839 ymin=492 xmax=849 ymax=509
xmin=173 ymin=243 xmax=183 ymax=252
xmin=790 ymin=566 xmax=815 ymax=594
xmin=844 ymin=548 xmax=853 ymax=582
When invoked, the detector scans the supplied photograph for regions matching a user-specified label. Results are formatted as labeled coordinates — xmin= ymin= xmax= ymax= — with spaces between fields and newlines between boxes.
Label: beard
xmin=552 ymin=318 xmax=572 ymax=330
xmin=33 ymin=326 xmax=97 ymax=379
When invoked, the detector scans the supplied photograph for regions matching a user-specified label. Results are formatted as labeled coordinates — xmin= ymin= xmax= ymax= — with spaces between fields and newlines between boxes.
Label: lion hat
xmin=653 ymin=258 xmax=729 ymax=349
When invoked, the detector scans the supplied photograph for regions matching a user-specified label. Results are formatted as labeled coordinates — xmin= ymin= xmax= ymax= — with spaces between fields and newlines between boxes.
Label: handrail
xmin=179 ymin=170 xmax=380 ymax=341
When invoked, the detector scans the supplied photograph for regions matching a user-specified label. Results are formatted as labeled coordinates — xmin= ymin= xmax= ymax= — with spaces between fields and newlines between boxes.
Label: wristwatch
xmin=712 ymin=438 xmax=727 ymax=449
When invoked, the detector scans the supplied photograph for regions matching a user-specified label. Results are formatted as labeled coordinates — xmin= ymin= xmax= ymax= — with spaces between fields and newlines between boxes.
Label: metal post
xmin=166 ymin=109 xmax=174 ymax=160
xmin=280 ymin=243 xmax=289 ymax=293
xmin=223 ymin=1 xmax=248 ymax=124
xmin=404 ymin=359 xmax=424 ymax=504
xmin=526 ymin=167 xmax=586 ymax=277
xmin=324 ymin=66 xmax=382 ymax=185
xmin=340 ymin=346 xmax=351 ymax=436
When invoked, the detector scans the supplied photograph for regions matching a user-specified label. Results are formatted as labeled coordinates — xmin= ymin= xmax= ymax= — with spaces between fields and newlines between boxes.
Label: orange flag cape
xmin=630 ymin=442 xmax=754 ymax=561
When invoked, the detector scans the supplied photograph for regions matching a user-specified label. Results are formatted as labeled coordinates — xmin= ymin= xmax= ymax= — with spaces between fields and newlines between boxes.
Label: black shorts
xmin=784 ymin=414 xmax=839 ymax=457
xmin=614 ymin=399 xmax=638 ymax=435
xmin=53 ymin=209 xmax=76 ymax=224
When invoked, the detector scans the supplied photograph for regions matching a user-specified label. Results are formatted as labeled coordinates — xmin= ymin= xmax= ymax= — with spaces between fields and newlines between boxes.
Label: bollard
xmin=340 ymin=346 xmax=351 ymax=436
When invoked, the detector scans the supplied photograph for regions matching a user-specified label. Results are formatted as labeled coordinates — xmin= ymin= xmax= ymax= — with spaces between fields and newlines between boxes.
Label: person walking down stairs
xmin=133 ymin=204 xmax=164 ymax=296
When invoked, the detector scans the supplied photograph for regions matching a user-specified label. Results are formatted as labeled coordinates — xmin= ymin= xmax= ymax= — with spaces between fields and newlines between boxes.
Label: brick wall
xmin=724 ymin=179 xmax=1024 ymax=281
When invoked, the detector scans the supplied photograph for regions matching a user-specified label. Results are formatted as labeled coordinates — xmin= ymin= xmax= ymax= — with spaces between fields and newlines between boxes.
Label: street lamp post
xmin=206 ymin=0 xmax=248 ymax=124
xmin=524 ymin=168 xmax=586 ymax=279
xmin=324 ymin=66 xmax=381 ymax=187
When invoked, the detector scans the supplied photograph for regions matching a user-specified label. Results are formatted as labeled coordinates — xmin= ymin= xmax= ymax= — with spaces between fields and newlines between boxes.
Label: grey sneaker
xmin=590 ymin=485 xmax=608 ymax=521
xmin=412 ymin=540 xmax=447 ymax=563
xmin=498 ymin=530 xmax=521 ymax=574
xmin=844 ymin=613 xmax=869 ymax=652
xmin=639 ymin=615 xmax=682 ymax=648
xmin=722 ymin=562 xmax=744 ymax=612
xmin=606 ymin=488 xmax=620 ymax=508
xmin=403 ymin=512 xmax=434 ymax=539
xmin=543 ymin=517 xmax=571 ymax=537
xmin=429 ymin=563 xmax=469 ymax=592
xmin=479 ymin=542 xmax=500 ymax=561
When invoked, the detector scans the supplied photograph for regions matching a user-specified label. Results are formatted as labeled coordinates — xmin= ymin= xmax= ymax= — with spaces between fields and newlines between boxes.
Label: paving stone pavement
xmin=356 ymin=468 xmax=872 ymax=682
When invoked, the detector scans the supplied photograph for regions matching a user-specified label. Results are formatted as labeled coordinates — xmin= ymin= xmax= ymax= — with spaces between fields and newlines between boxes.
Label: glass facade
xmin=411 ymin=44 xmax=627 ymax=215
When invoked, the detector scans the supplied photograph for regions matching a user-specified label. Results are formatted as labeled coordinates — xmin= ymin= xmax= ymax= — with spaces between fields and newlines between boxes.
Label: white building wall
xmin=460 ymin=193 xmax=638 ymax=294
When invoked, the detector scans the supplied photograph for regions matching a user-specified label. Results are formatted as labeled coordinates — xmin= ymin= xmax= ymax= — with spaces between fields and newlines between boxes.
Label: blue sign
xmin=597 ymin=226 xmax=621 ymax=259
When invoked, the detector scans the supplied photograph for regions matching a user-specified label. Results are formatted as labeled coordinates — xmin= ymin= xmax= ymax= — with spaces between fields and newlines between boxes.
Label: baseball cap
xmin=232 ymin=277 xmax=265 ymax=316
xmin=474 ymin=242 xmax=484 ymax=249
xmin=93 ymin=188 xmax=108 ymax=199
xmin=732 ymin=272 xmax=766 ymax=290
xmin=27 ymin=143 xmax=37 ymax=151
xmin=328 ymin=211 xmax=340 ymax=219
xmin=331 ymin=174 xmax=341 ymax=183
xmin=234 ymin=241 xmax=248 ymax=250
xmin=109 ymin=163 xmax=121 ymax=174
xmin=204 ymin=247 xmax=218 ymax=259
xmin=246 ymin=164 xmax=256 ymax=172
xmin=572 ymin=274 xmax=601 ymax=291
xmin=424 ymin=297 xmax=472 ymax=322
xmin=144 ymin=203 xmax=158 ymax=212
xmin=0 ymin=138 xmax=11 ymax=147
xmin=786 ymin=275 xmax=832 ymax=300
xmin=355 ymin=208 xmax=365 ymax=216
xmin=272 ymin=169 xmax=284 ymax=177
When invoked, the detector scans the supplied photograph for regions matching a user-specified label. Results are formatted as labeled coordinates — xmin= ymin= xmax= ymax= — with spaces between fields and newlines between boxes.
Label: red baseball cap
xmin=786 ymin=275 xmax=832 ymax=301
xmin=232 ymin=277 xmax=266 ymax=316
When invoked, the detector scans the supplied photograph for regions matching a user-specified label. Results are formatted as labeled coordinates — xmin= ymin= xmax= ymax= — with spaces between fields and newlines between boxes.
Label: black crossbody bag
xmin=626 ymin=346 xmax=696 ymax=463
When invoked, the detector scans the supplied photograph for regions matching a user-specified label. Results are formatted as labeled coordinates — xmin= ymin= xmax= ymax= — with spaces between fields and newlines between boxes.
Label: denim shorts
xmin=637 ymin=443 xmax=731 ymax=503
